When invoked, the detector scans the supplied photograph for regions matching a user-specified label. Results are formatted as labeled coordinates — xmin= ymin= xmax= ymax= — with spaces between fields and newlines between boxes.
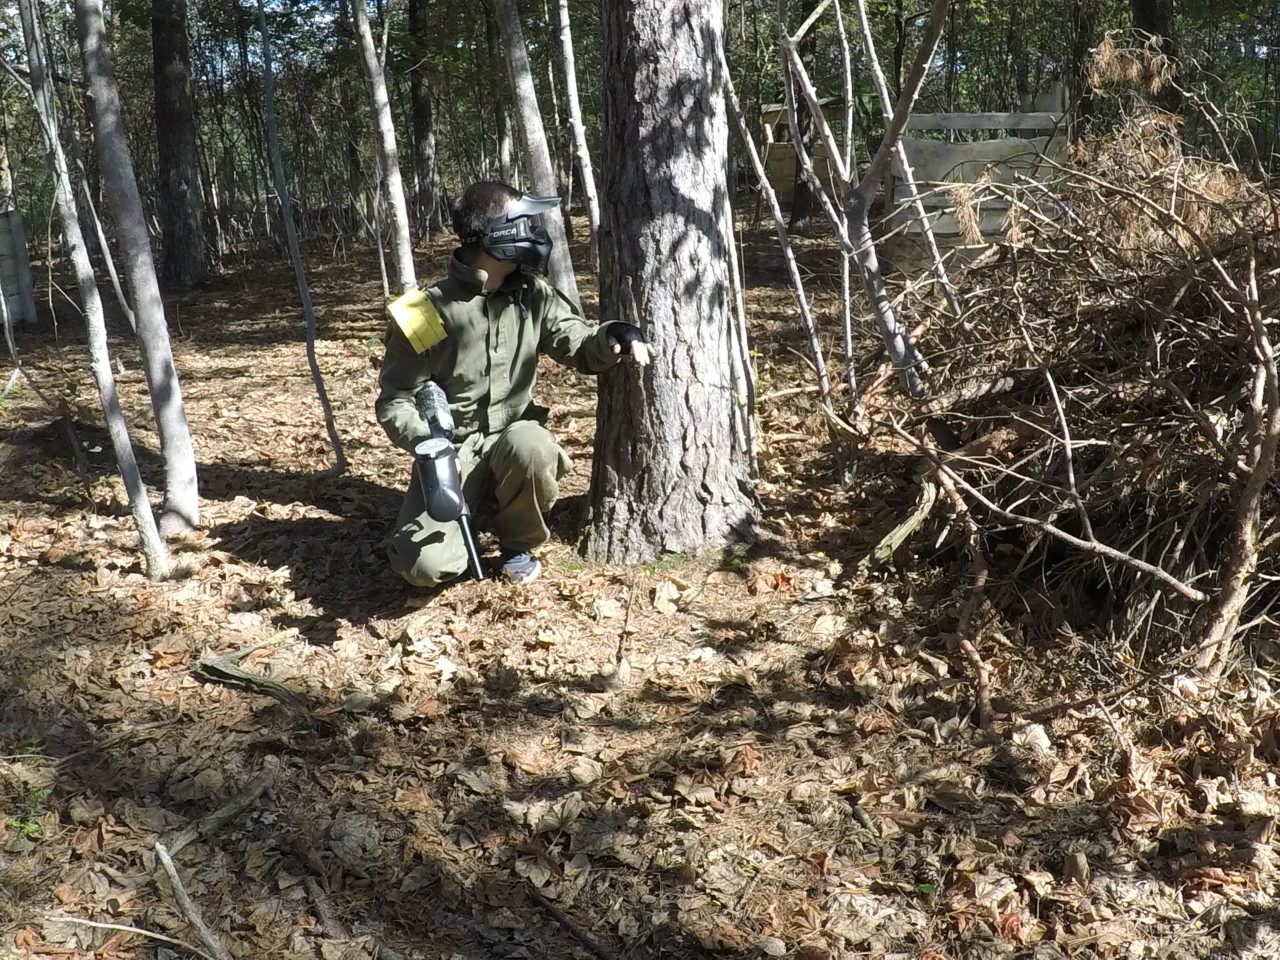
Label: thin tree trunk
xmin=788 ymin=0 xmax=819 ymax=236
xmin=0 ymin=116 xmax=38 ymax=326
xmin=584 ymin=0 xmax=755 ymax=562
xmin=75 ymin=0 xmax=201 ymax=537
xmin=1008 ymin=0 xmax=1030 ymax=107
xmin=407 ymin=0 xmax=440 ymax=238
xmin=78 ymin=171 xmax=136 ymax=331
xmin=556 ymin=0 xmax=599 ymax=267
xmin=834 ymin=0 xmax=858 ymax=411
xmin=255 ymin=0 xmax=346 ymax=477
xmin=852 ymin=0 xmax=963 ymax=321
xmin=488 ymin=0 xmax=581 ymax=307
xmin=153 ymin=0 xmax=209 ymax=288
xmin=337 ymin=0 xmax=363 ymax=236
xmin=352 ymin=0 xmax=416 ymax=293
xmin=727 ymin=61 xmax=831 ymax=402
xmin=892 ymin=0 xmax=907 ymax=100
xmin=483 ymin=7 xmax=518 ymax=183
xmin=845 ymin=0 xmax=951 ymax=399
xmin=19 ymin=0 xmax=169 ymax=578
xmin=722 ymin=189 xmax=757 ymax=475
xmin=1196 ymin=265 xmax=1277 ymax=676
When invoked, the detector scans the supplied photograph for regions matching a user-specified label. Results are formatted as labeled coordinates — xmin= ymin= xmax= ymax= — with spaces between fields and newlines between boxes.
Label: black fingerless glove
xmin=605 ymin=323 xmax=648 ymax=351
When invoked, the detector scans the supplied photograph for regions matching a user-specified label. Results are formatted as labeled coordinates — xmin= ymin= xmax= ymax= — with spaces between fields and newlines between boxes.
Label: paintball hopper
xmin=472 ymin=193 xmax=560 ymax=274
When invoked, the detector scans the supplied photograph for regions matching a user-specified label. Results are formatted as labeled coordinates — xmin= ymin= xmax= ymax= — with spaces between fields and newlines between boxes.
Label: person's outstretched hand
xmin=606 ymin=323 xmax=652 ymax=367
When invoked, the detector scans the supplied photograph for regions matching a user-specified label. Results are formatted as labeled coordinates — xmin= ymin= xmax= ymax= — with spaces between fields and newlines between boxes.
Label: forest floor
xmin=2 ymin=223 xmax=1278 ymax=960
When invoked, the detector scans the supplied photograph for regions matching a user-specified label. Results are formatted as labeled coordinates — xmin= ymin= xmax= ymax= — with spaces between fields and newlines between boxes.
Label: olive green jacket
xmin=376 ymin=255 xmax=620 ymax=450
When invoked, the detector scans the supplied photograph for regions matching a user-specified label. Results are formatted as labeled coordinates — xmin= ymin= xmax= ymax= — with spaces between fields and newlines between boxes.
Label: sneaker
xmin=501 ymin=551 xmax=542 ymax=584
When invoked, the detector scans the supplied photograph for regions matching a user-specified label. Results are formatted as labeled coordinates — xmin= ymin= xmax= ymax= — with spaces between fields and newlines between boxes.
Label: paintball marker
xmin=413 ymin=382 xmax=486 ymax=581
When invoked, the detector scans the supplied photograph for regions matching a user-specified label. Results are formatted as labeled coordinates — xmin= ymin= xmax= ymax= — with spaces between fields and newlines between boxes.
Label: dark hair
xmin=452 ymin=181 xmax=522 ymax=242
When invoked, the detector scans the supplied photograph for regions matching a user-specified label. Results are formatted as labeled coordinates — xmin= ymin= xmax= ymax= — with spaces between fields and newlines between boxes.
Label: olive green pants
xmin=388 ymin=420 xmax=571 ymax=587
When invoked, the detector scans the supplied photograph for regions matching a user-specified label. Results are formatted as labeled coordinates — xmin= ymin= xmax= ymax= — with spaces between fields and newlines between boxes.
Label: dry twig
xmin=154 ymin=841 xmax=236 ymax=960
xmin=164 ymin=771 xmax=273 ymax=857
xmin=42 ymin=916 xmax=220 ymax=960
xmin=526 ymin=884 xmax=616 ymax=960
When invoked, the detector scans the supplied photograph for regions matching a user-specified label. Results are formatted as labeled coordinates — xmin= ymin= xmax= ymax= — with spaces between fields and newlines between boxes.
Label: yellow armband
xmin=388 ymin=288 xmax=447 ymax=354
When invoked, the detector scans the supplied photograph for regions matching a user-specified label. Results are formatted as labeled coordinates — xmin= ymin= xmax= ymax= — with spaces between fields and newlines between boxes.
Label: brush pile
xmin=899 ymin=38 xmax=1280 ymax=675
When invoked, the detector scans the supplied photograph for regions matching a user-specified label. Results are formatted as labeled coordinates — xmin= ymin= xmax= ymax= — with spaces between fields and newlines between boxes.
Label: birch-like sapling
xmin=19 ymin=0 xmax=170 ymax=578
xmin=352 ymin=0 xmax=416 ymax=293
xmin=75 ymin=0 xmax=201 ymax=536
xmin=488 ymin=0 xmax=580 ymax=308
xmin=256 ymin=0 xmax=347 ymax=477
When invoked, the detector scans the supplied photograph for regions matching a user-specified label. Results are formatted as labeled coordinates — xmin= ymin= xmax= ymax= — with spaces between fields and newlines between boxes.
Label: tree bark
xmin=407 ymin=0 xmax=441 ymax=238
xmin=583 ymin=0 xmax=756 ymax=562
xmin=488 ymin=0 xmax=581 ymax=308
xmin=75 ymin=0 xmax=201 ymax=537
xmin=0 ymin=115 xmax=38 ymax=326
xmin=1131 ymin=0 xmax=1176 ymax=45
xmin=19 ymin=0 xmax=170 ymax=578
xmin=352 ymin=0 xmax=416 ymax=293
xmin=556 ymin=0 xmax=599 ymax=266
xmin=892 ymin=0 xmax=907 ymax=100
xmin=152 ymin=0 xmax=209 ymax=288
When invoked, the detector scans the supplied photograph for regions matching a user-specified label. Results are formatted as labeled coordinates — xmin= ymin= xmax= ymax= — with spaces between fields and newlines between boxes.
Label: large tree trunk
xmin=1131 ymin=0 xmax=1181 ymax=111
xmin=152 ymin=0 xmax=209 ymax=288
xmin=484 ymin=8 xmax=518 ymax=183
xmin=1131 ymin=0 xmax=1176 ymax=44
xmin=352 ymin=0 xmax=416 ymax=293
xmin=488 ymin=0 xmax=581 ymax=308
xmin=583 ymin=0 xmax=756 ymax=562
xmin=75 ymin=0 xmax=201 ymax=537
xmin=555 ymin=0 xmax=599 ymax=266
xmin=1071 ymin=0 xmax=1099 ymax=124
xmin=19 ymin=0 xmax=170 ymax=578
xmin=407 ymin=0 xmax=441 ymax=238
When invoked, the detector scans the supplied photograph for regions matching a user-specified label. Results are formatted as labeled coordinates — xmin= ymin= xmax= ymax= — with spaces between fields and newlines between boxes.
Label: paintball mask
xmin=468 ymin=193 xmax=560 ymax=274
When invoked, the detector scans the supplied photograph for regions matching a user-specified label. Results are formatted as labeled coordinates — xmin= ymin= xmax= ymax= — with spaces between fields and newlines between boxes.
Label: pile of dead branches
xmin=892 ymin=46 xmax=1280 ymax=681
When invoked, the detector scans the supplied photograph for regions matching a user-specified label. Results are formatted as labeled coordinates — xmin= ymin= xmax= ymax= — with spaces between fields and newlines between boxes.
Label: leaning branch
xmin=854 ymin=0 xmax=950 ymax=194
xmin=717 ymin=35 xmax=831 ymax=401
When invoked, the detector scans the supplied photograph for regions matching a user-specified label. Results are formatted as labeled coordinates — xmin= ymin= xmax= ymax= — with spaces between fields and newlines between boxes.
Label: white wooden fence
xmin=888 ymin=84 xmax=1067 ymax=238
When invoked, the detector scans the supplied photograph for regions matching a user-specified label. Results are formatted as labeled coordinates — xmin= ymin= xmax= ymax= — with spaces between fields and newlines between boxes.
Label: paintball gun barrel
xmin=413 ymin=382 xmax=486 ymax=581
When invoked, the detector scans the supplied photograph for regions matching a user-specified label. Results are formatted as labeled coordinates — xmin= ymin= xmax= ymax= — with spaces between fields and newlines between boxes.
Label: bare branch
xmin=882 ymin=419 xmax=1209 ymax=603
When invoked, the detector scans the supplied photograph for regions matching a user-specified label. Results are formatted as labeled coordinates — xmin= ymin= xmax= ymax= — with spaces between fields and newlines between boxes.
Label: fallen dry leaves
xmin=2 ymin=241 xmax=1279 ymax=960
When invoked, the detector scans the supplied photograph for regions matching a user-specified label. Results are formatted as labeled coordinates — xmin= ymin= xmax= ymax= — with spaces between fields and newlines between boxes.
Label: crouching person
xmin=375 ymin=181 xmax=651 ymax=586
